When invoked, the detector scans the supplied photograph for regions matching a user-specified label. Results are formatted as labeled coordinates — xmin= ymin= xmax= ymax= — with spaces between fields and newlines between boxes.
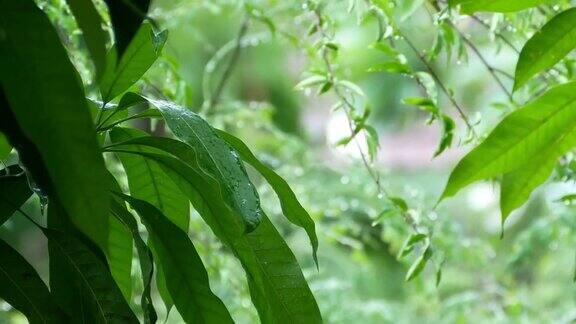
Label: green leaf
xmin=0 ymin=238 xmax=69 ymax=323
xmin=0 ymin=166 xmax=32 ymax=226
xmin=99 ymin=23 xmax=167 ymax=102
xmin=102 ymin=0 xmax=150 ymax=58
xmin=143 ymin=98 xmax=263 ymax=232
xmin=398 ymin=233 xmax=427 ymax=259
xmin=103 ymin=148 xmax=322 ymax=323
xmin=500 ymin=127 xmax=576 ymax=221
xmin=120 ymin=194 xmax=234 ymax=324
xmin=0 ymin=0 xmax=111 ymax=248
xmin=440 ymin=82 xmax=576 ymax=201
xmin=110 ymin=200 xmax=157 ymax=324
xmin=434 ymin=115 xmax=455 ymax=157
xmin=44 ymin=225 xmax=138 ymax=322
xmin=514 ymin=8 xmax=576 ymax=91
xmin=65 ymin=0 xmax=108 ymax=78
xmin=405 ymin=245 xmax=432 ymax=282
xmin=110 ymin=127 xmax=190 ymax=231
xmin=216 ymin=130 xmax=319 ymax=266
xmin=0 ymin=133 xmax=11 ymax=160
xmin=449 ymin=0 xmax=556 ymax=14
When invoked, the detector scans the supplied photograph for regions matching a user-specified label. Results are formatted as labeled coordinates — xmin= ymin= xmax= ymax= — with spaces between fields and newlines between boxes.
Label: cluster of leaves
xmin=0 ymin=0 xmax=322 ymax=322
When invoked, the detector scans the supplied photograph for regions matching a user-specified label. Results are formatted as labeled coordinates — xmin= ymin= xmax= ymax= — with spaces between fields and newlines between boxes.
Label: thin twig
xmin=203 ymin=15 xmax=250 ymax=116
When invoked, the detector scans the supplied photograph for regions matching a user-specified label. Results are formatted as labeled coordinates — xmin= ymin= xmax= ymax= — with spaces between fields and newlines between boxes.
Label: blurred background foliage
xmin=1 ymin=0 xmax=576 ymax=323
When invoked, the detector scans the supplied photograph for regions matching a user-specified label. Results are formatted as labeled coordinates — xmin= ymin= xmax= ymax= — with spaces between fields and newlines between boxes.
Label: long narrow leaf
xmin=120 ymin=194 xmax=234 ymax=324
xmin=0 ymin=238 xmax=69 ymax=324
xmin=217 ymin=130 xmax=319 ymax=266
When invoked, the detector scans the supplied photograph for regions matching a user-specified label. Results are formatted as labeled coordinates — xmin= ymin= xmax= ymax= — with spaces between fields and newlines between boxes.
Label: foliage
xmin=0 ymin=0 xmax=576 ymax=323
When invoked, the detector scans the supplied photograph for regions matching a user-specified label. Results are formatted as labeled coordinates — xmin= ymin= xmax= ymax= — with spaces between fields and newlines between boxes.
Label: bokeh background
xmin=1 ymin=1 xmax=576 ymax=323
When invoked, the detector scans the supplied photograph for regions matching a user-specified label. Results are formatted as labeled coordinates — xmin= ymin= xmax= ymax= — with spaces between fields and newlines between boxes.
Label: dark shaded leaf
xmin=0 ymin=165 xmax=32 ymax=226
xmin=102 ymin=0 xmax=150 ymax=58
xmin=0 ymin=133 xmax=11 ymax=160
xmin=44 ymin=224 xmax=138 ymax=323
xmin=216 ymin=130 xmax=319 ymax=265
xmin=0 ymin=0 xmax=110 ymax=247
xmin=110 ymin=199 xmax=157 ymax=324
xmin=0 ymin=238 xmax=69 ymax=324
xmin=120 ymin=194 xmax=234 ymax=323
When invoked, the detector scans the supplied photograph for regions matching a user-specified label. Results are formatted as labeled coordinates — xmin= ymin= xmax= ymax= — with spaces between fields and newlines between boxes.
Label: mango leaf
xmin=514 ymin=8 xmax=576 ymax=91
xmin=110 ymin=200 xmax=157 ymax=324
xmin=102 ymin=0 xmax=150 ymax=58
xmin=138 ymin=97 xmax=263 ymax=232
xmin=99 ymin=23 xmax=167 ymax=102
xmin=103 ymin=148 xmax=323 ymax=323
xmin=216 ymin=130 xmax=319 ymax=265
xmin=120 ymin=194 xmax=234 ymax=323
xmin=440 ymin=82 xmax=576 ymax=201
xmin=65 ymin=0 xmax=108 ymax=78
xmin=0 ymin=0 xmax=110 ymax=248
xmin=0 ymin=238 xmax=69 ymax=323
xmin=0 ymin=166 xmax=32 ymax=226
xmin=44 ymin=225 xmax=138 ymax=322
xmin=449 ymin=0 xmax=556 ymax=14
xmin=0 ymin=133 xmax=11 ymax=160
xmin=500 ymin=128 xmax=576 ymax=221
xmin=110 ymin=127 xmax=190 ymax=230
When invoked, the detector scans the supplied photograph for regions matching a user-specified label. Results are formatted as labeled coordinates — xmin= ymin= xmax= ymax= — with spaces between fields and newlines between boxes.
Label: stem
xmin=203 ymin=15 xmax=250 ymax=116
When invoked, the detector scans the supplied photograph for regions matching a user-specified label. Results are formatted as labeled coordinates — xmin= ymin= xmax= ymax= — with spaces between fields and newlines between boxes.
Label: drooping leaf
xmin=0 ymin=166 xmax=32 ymax=226
xmin=0 ymin=0 xmax=110 ymax=247
xmin=47 ymin=202 xmax=137 ymax=323
xmin=120 ymin=194 xmax=234 ymax=324
xmin=103 ymin=148 xmax=322 ymax=323
xmin=110 ymin=200 xmax=157 ymax=324
xmin=216 ymin=130 xmax=319 ymax=265
xmin=102 ymin=0 xmax=150 ymax=58
xmin=514 ymin=8 xmax=576 ymax=91
xmin=449 ymin=0 xmax=556 ymax=14
xmin=99 ymin=23 xmax=167 ymax=102
xmin=405 ymin=245 xmax=433 ymax=282
xmin=440 ymin=82 xmax=576 ymax=201
xmin=0 ymin=238 xmax=69 ymax=324
xmin=142 ymin=97 xmax=263 ymax=232
xmin=44 ymin=224 xmax=138 ymax=323
xmin=500 ymin=128 xmax=576 ymax=221
xmin=434 ymin=115 xmax=455 ymax=157
xmin=110 ymin=127 xmax=190 ymax=230
xmin=65 ymin=0 xmax=108 ymax=78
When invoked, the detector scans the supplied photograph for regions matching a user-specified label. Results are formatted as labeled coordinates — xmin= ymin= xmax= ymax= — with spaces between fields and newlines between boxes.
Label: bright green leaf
xmin=441 ymin=82 xmax=576 ymax=201
xmin=449 ymin=0 xmax=556 ymax=14
xmin=99 ymin=23 xmax=167 ymax=102
xmin=514 ymin=8 xmax=576 ymax=91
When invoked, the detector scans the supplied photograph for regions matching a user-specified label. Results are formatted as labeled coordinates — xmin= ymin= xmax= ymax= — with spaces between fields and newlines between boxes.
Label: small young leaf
xmin=405 ymin=246 xmax=433 ymax=282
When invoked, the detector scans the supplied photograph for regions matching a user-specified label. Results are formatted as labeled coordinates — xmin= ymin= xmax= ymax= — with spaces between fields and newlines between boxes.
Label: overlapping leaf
xmin=0 ymin=166 xmax=32 ymax=226
xmin=216 ymin=130 xmax=319 ymax=265
xmin=103 ymin=0 xmax=150 ymax=58
xmin=121 ymin=194 xmax=234 ymax=323
xmin=0 ymin=0 xmax=110 ymax=247
xmin=105 ymin=140 xmax=322 ymax=323
xmin=130 ymin=97 xmax=263 ymax=231
xmin=441 ymin=82 xmax=576 ymax=201
xmin=0 ymin=238 xmax=69 ymax=324
xmin=100 ymin=23 xmax=167 ymax=102
xmin=514 ymin=8 xmax=576 ymax=91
